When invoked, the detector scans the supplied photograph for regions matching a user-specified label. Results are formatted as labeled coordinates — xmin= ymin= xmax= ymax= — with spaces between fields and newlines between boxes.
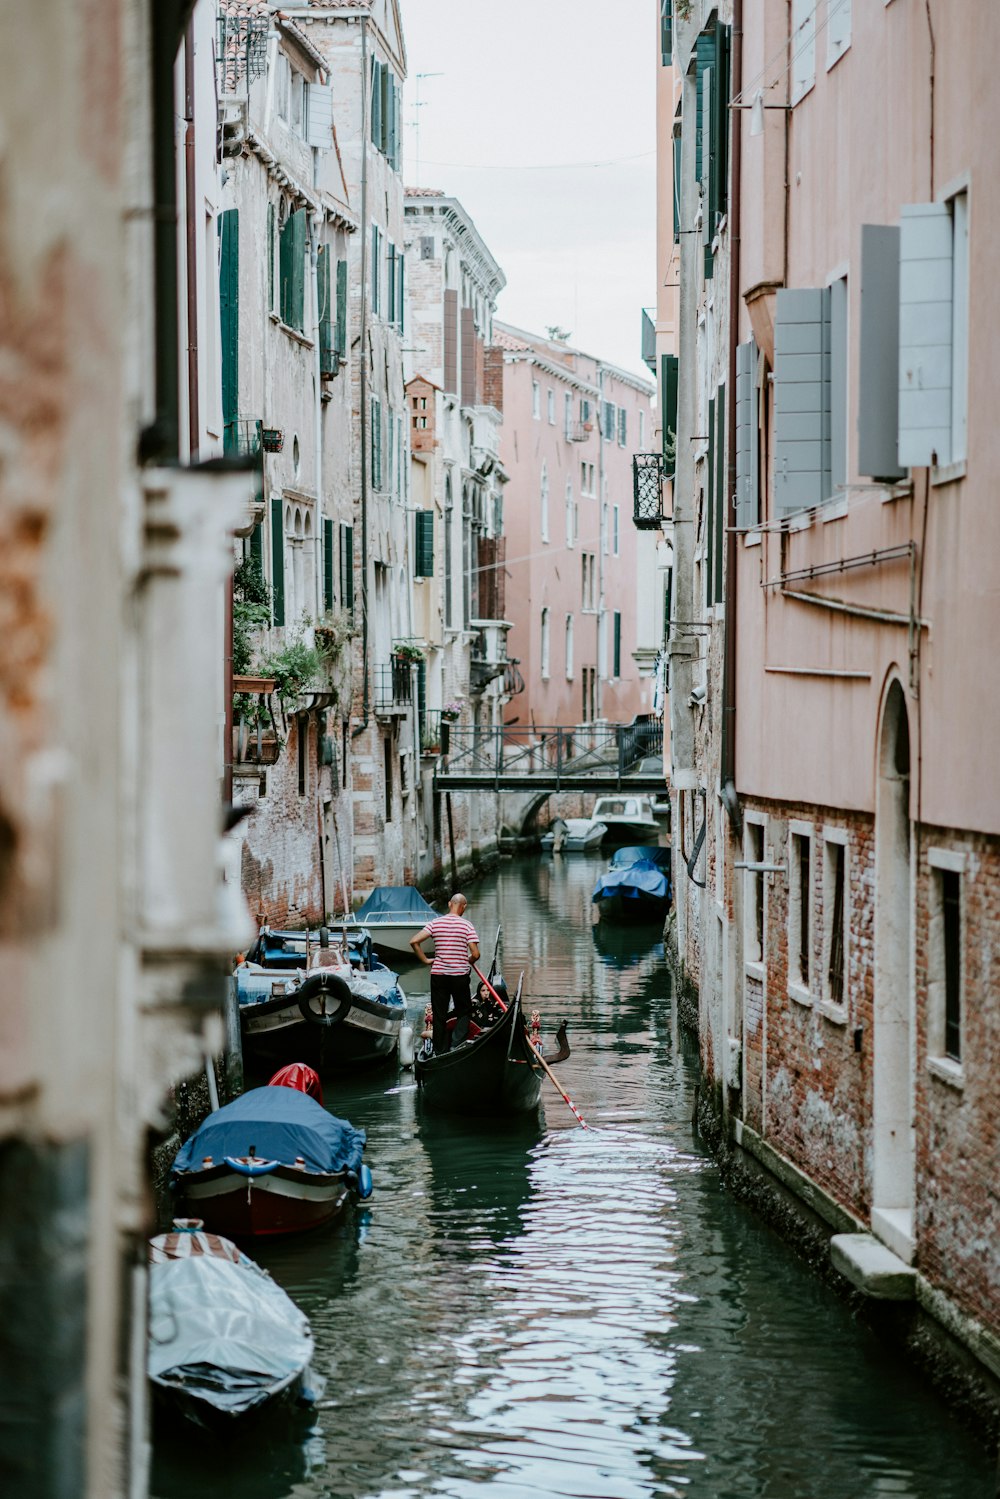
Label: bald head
xmin=448 ymin=893 xmax=468 ymax=914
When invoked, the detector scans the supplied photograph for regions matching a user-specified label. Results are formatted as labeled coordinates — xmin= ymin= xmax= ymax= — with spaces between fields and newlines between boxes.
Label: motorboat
xmin=148 ymin=1218 xmax=315 ymax=1430
xmin=237 ymin=928 xmax=406 ymax=1071
xmin=589 ymin=794 xmax=660 ymax=842
xmin=171 ymin=1085 xmax=372 ymax=1237
xmin=354 ymin=885 xmax=439 ymax=961
xmin=540 ymin=816 xmax=607 ymax=852
xmin=592 ymin=855 xmax=672 ymax=923
xmin=415 ymin=975 xmax=569 ymax=1117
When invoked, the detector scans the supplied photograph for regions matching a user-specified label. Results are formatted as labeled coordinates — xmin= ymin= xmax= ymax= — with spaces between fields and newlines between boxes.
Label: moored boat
xmin=354 ymin=885 xmax=440 ymax=961
xmin=589 ymin=794 xmax=659 ymax=843
xmin=171 ymin=1086 xmax=371 ymax=1237
xmin=592 ymin=855 xmax=672 ymax=923
xmin=540 ymin=816 xmax=607 ymax=852
xmin=415 ymin=977 xmax=569 ymax=1117
xmin=148 ymin=1219 xmax=315 ymax=1431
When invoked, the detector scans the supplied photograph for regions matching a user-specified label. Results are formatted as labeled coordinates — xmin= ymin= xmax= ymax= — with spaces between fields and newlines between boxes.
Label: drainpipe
xmin=311 ymin=211 xmax=324 ymax=618
xmin=721 ymin=0 xmax=743 ymax=836
xmin=146 ymin=3 xmax=183 ymax=463
xmin=352 ymin=16 xmax=371 ymax=740
xmin=184 ymin=18 xmax=199 ymax=462
xmin=596 ymin=366 xmax=606 ymax=721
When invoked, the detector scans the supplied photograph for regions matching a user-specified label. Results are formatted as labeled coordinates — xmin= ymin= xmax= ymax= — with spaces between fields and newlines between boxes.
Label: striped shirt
xmin=428 ymin=915 xmax=478 ymax=976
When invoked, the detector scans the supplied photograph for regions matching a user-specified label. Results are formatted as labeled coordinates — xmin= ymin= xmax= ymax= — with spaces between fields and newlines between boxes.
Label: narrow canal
xmin=152 ymin=853 xmax=993 ymax=1499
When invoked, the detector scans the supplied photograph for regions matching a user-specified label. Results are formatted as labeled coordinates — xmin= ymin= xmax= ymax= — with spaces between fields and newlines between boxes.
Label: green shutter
xmin=371 ymin=58 xmax=382 ymax=147
xmin=706 ymin=394 xmax=715 ymax=607
xmin=371 ymin=224 xmax=380 ymax=314
xmin=280 ymin=209 xmax=306 ymax=331
xmin=219 ymin=209 xmax=239 ymax=452
xmin=613 ymin=611 xmax=622 ymax=677
xmin=661 ymin=354 xmax=679 ymax=478
xmin=387 ymin=242 xmax=396 ymax=322
xmin=335 ymin=258 xmax=348 ymax=357
xmin=714 ymin=385 xmax=726 ymax=603
xmin=371 ymin=398 xmax=382 ymax=488
xmin=715 ymin=22 xmax=731 ymax=224
xmin=318 ymin=246 xmax=335 ymax=375
xmin=323 ymin=516 xmax=334 ymax=610
xmin=340 ymin=523 xmax=354 ymax=617
xmin=397 ymin=250 xmax=404 ymax=333
xmin=416 ymin=657 xmax=426 ymax=732
xmin=270 ymin=496 xmax=285 ymax=626
xmin=380 ymin=63 xmax=390 ymax=154
xmin=250 ymin=520 xmax=263 ymax=571
xmin=695 ymin=32 xmax=715 ymax=184
xmin=415 ymin=510 xmax=434 ymax=577
xmin=267 ymin=201 xmax=275 ymax=310
xmin=661 ymin=0 xmax=673 ymax=63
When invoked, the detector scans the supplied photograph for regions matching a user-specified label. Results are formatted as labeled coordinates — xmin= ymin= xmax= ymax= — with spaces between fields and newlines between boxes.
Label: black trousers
xmin=430 ymin=971 xmax=472 ymax=1053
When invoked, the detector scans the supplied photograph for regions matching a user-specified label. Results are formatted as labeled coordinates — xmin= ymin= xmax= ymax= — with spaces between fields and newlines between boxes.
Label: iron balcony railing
xmin=374 ymin=659 xmax=413 ymax=714
xmin=633 ymin=451 xmax=666 ymax=529
xmin=434 ymin=718 xmax=662 ymax=790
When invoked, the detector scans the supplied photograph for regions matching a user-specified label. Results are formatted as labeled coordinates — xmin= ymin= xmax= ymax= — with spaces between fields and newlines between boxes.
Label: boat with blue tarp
xmin=354 ymin=885 xmax=440 ymax=961
xmin=171 ymin=1085 xmax=372 ymax=1237
xmin=592 ymin=854 xmax=672 ymax=924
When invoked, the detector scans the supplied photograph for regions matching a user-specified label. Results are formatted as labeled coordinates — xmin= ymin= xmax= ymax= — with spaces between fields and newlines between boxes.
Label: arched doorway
xmin=872 ymin=678 xmax=915 ymax=1260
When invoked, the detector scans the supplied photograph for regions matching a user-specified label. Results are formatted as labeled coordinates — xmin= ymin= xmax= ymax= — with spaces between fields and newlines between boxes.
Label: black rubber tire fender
xmin=297 ymin=972 xmax=352 ymax=1028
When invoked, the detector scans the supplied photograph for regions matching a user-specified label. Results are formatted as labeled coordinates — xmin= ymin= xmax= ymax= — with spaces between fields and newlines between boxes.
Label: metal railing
xmin=633 ymin=452 xmax=666 ymax=529
xmin=433 ymin=719 xmax=663 ymax=791
xmin=373 ymin=659 xmax=413 ymax=713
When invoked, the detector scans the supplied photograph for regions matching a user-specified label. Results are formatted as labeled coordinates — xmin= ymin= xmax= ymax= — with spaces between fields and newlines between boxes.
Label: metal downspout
xmin=184 ymin=19 xmax=199 ymax=462
xmin=312 ymin=212 xmax=324 ymax=618
xmin=353 ymin=16 xmax=371 ymax=740
xmin=721 ymin=0 xmax=743 ymax=836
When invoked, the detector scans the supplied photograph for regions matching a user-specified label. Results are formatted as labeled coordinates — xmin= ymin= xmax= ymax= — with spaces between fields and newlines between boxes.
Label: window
xmin=612 ymin=504 xmax=620 ymax=556
xmin=639 ymin=409 xmax=646 ymax=449
xmin=789 ymin=829 xmax=812 ymax=998
xmin=823 ymin=833 xmax=849 ymax=1012
xmin=547 ymin=389 xmax=555 ymax=424
xmin=371 ymin=58 xmax=400 ymax=168
xmin=297 ymin=715 xmax=309 ymax=795
xmin=279 ymin=207 xmax=306 ymax=331
xmin=564 ymin=614 xmax=574 ymax=679
xmin=617 ymin=407 xmax=627 ymax=447
xmin=540 ymin=463 xmax=549 ymax=542
xmin=826 ymin=0 xmax=851 ymax=68
xmin=790 ymin=0 xmax=816 ymax=106
xmin=744 ymin=821 xmax=766 ymax=967
xmin=601 ymin=502 xmax=609 ymax=555
xmin=899 ymin=191 xmax=969 ymax=469
xmin=565 ymin=481 xmax=575 ymax=547
xmin=371 ymin=397 xmax=383 ymax=489
xmin=601 ymin=400 xmax=615 ymax=440
xmin=612 ymin=611 xmax=621 ymax=678
xmin=580 ymin=397 xmax=591 ymax=426
xmin=540 ymin=607 xmax=550 ymax=679
xmin=928 ymin=851 xmax=965 ymax=1074
xmin=581 ymin=552 xmax=596 ymax=611
xmin=274 ymin=53 xmax=290 ymax=120
xmin=414 ymin=510 xmax=433 ymax=577
xmin=339 ymin=522 xmax=354 ymax=618
xmin=532 ymin=380 xmax=540 ymax=419
xmin=289 ymin=67 xmax=304 ymax=134
xmin=371 ymin=224 xmax=381 ymax=316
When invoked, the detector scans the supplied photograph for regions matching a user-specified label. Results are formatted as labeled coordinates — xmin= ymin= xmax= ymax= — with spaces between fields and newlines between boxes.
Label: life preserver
xmin=297 ymin=971 xmax=352 ymax=1028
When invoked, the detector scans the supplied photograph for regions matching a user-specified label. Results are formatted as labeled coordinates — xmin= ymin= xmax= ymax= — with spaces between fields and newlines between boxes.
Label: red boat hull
xmin=178 ymin=1165 xmax=350 ymax=1238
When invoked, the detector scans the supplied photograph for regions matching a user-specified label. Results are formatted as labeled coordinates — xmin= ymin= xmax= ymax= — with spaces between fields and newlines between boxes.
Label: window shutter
xmin=249 ymin=520 xmax=263 ymax=571
xmin=899 ymin=202 xmax=953 ymax=467
xmin=371 ymin=224 xmax=380 ymax=315
xmin=318 ymin=246 xmax=335 ymax=375
xmin=601 ymin=400 xmax=615 ymax=440
xmin=292 ymin=209 xmax=305 ymax=331
xmin=323 ymin=517 xmax=334 ymax=610
xmin=270 ymin=497 xmax=285 ymax=626
xmin=694 ymin=32 xmax=715 ymax=183
xmin=613 ymin=611 xmax=622 ymax=677
xmin=306 ymin=82 xmax=333 ymax=149
xmin=443 ymin=289 xmax=458 ymax=393
xmin=661 ymin=353 xmax=679 ymax=478
xmin=340 ymin=523 xmax=354 ymax=617
xmin=335 ymin=258 xmax=348 ymax=357
xmin=660 ymin=0 xmax=673 ymax=64
xmin=380 ymin=63 xmax=390 ymax=155
xmin=387 ymin=242 xmax=396 ymax=323
xmin=790 ymin=0 xmax=817 ymax=105
xmin=371 ymin=399 xmax=382 ymax=488
xmin=672 ymin=134 xmax=682 ymax=244
xmin=829 ymin=277 xmax=848 ymax=498
xmin=267 ymin=201 xmax=275 ymax=311
xmin=714 ymin=385 xmax=725 ymax=602
xmin=706 ymin=393 xmax=715 ymax=605
xmin=701 ymin=65 xmax=714 ymax=278
xmin=414 ymin=510 xmax=434 ymax=577
xmin=461 ymin=307 xmax=476 ymax=405
xmin=617 ymin=408 xmax=627 ymax=446
xmin=714 ymin=23 xmax=731 ymax=227
xmin=396 ymin=251 xmax=405 ymax=333
xmin=858 ymin=225 xmax=904 ymax=480
xmin=773 ymin=287 xmax=831 ymax=514
xmin=370 ymin=58 xmax=382 ymax=147
xmin=735 ymin=340 xmax=758 ymax=529
xmin=219 ymin=208 xmax=239 ymax=450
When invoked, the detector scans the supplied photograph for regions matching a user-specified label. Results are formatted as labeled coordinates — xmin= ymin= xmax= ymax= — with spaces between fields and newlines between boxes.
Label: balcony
xmin=374 ymin=659 xmax=414 ymax=717
xmin=633 ymin=452 xmax=667 ymax=530
xmin=565 ymin=421 xmax=593 ymax=443
xmin=641 ymin=307 xmax=657 ymax=374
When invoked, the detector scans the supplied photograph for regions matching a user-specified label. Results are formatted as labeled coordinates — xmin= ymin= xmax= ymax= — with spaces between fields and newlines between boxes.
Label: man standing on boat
xmin=409 ymin=894 xmax=480 ymax=1053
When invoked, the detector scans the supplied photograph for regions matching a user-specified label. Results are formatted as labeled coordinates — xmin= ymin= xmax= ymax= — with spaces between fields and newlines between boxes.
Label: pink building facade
xmin=498 ymin=324 xmax=660 ymax=735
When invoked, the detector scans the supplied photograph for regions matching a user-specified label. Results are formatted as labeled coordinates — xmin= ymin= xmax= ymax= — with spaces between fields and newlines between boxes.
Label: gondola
xmin=414 ymin=975 xmax=569 ymax=1117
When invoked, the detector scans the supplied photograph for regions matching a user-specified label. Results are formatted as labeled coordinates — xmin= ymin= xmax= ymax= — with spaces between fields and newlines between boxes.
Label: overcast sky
xmin=401 ymin=0 xmax=656 ymax=379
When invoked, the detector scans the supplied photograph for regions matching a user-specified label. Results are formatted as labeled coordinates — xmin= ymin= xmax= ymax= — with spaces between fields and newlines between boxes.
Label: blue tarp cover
xmin=172 ymin=1088 xmax=366 ymax=1179
xmin=610 ymin=845 xmax=671 ymax=871
xmin=592 ymin=859 xmax=670 ymax=903
xmin=355 ymin=886 xmax=437 ymax=923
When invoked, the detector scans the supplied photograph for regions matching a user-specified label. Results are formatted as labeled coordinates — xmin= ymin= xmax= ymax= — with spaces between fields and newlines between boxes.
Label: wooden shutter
xmin=714 ymin=23 xmax=730 ymax=228
xmin=318 ymin=246 xmax=335 ymax=375
xmin=735 ymin=340 xmax=758 ymax=529
xmin=396 ymin=251 xmax=405 ymax=333
xmin=829 ymin=277 xmax=848 ymax=498
xmin=371 ymin=224 xmax=380 ymax=315
xmin=380 ymin=63 xmax=390 ymax=155
xmin=714 ymin=385 xmax=725 ymax=602
xmin=461 ymin=307 xmax=476 ymax=406
xmin=340 ymin=523 xmax=354 ymax=617
xmin=323 ymin=517 xmax=334 ymax=610
xmin=267 ymin=201 xmax=275 ymax=311
xmin=701 ymin=65 xmax=714 ymax=278
xmin=250 ymin=521 xmax=263 ymax=571
xmin=773 ymin=287 xmax=831 ymax=514
xmin=617 ymin=407 xmax=627 ymax=447
xmin=219 ymin=208 xmax=239 ymax=450
xmin=371 ymin=398 xmax=382 ymax=488
xmin=270 ymin=497 xmax=285 ymax=625
xmin=306 ymin=82 xmax=333 ymax=149
xmin=370 ymin=58 xmax=382 ymax=147
xmin=899 ymin=202 xmax=953 ymax=467
xmin=672 ymin=134 xmax=682 ymax=244
xmin=858 ymin=225 xmax=904 ymax=480
xmin=660 ymin=0 xmax=673 ymax=64
xmin=706 ymin=394 xmax=715 ymax=605
xmin=291 ymin=210 xmax=305 ymax=331
xmin=661 ymin=353 xmax=679 ymax=478
xmin=414 ymin=510 xmax=434 ymax=577
xmin=443 ymin=289 xmax=458 ymax=393
xmin=387 ymin=243 xmax=396 ymax=323
xmin=335 ymin=258 xmax=348 ymax=358
xmin=613 ymin=611 xmax=622 ymax=677
xmin=694 ymin=32 xmax=715 ymax=183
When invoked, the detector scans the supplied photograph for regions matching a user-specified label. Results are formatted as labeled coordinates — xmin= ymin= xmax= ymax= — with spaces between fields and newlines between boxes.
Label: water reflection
xmin=151 ymin=852 xmax=993 ymax=1499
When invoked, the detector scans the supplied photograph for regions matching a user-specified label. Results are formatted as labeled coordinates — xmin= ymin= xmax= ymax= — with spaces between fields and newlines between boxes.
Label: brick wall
xmin=483 ymin=346 xmax=504 ymax=414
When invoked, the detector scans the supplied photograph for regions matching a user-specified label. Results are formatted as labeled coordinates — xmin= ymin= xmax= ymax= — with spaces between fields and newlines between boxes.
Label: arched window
xmin=540 ymin=463 xmax=549 ymax=543
xmin=564 ymin=614 xmax=574 ymax=680
xmin=540 ymin=607 xmax=550 ymax=679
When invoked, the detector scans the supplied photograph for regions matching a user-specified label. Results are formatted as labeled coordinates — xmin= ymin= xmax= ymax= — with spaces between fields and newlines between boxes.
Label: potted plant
xmin=392 ymin=640 xmax=425 ymax=664
xmin=440 ymin=700 xmax=463 ymax=723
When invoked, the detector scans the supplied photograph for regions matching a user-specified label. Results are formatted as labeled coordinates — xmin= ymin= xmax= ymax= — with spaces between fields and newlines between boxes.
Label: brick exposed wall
xmin=483 ymin=346 xmax=504 ymax=414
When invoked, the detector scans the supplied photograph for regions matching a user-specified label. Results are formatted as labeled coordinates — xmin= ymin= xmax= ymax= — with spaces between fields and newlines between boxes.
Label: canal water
xmin=151 ymin=853 xmax=993 ymax=1499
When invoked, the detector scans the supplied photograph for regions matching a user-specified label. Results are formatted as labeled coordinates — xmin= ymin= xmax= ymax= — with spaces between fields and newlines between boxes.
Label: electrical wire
xmin=414 ymin=148 xmax=655 ymax=172
xmin=731 ymin=0 xmax=843 ymax=107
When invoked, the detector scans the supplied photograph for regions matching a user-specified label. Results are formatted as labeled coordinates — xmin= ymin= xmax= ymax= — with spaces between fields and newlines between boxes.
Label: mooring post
xmin=446 ymin=791 xmax=458 ymax=888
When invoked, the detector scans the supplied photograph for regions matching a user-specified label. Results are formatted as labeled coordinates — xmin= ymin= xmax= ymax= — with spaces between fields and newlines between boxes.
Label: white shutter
xmin=858 ymin=224 xmax=905 ymax=480
xmin=735 ymin=340 xmax=758 ymax=529
xmin=773 ymin=288 xmax=831 ymax=515
xmin=790 ymin=0 xmax=816 ymax=105
xmin=898 ymin=203 xmax=953 ymax=467
xmin=306 ymin=83 xmax=333 ymax=149
xmin=826 ymin=0 xmax=852 ymax=69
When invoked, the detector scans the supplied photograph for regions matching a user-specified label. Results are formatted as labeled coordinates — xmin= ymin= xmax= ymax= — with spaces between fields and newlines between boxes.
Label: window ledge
xmin=928 ymin=1056 xmax=965 ymax=1091
xmin=821 ymin=495 xmax=849 ymax=523
xmin=788 ymin=981 xmax=814 ymax=1008
xmin=269 ymin=311 xmax=314 ymax=349
xmin=818 ymin=999 xmax=848 ymax=1026
xmin=744 ymin=959 xmax=765 ymax=981
xmin=931 ymin=459 xmax=967 ymax=488
xmin=744 ymin=530 xmax=762 ymax=548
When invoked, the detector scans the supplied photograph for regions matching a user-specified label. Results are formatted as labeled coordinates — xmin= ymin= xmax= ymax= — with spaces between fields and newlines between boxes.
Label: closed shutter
xmin=461 ymin=307 xmax=476 ymax=405
xmin=306 ymin=82 xmax=333 ymax=149
xmin=323 ymin=517 xmax=334 ymax=611
xmin=335 ymin=258 xmax=348 ymax=358
xmin=318 ymin=246 xmax=335 ymax=376
xmin=773 ymin=287 xmax=831 ymax=514
xmin=706 ymin=394 xmax=715 ymax=605
xmin=829 ymin=276 xmax=848 ymax=498
xmin=340 ymin=523 xmax=354 ymax=617
xmin=701 ymin=65 xmax=714 ymax=278
xmin=396 ymin=251 xmax=405 ymax=333
xmin=380 ymin=62 xmax=390 ymax=155
xmin=371 ymin=398 xmax=382 ymax=489
xmin=281 ymin=209 xmax=306 ymax=330
xmin=661 ymin=0 xmax=673 ymax=64
xmin=613 ymin=611 xmax=622 ymax=677
xmin=443 ymin=289 xmax=459 ymax=393
xmin=387 ymin=243 xmax=396 ymax=323
xmin=672 ymin=133 xmax=682 ymax=244
xmin=617 ymin=407 xmax=627 ymax=447
xmin=694 ymin=32 xmax=715 ymax=183
xmin=267 ymin=201 xmax=275 ymax=311
xmin=370 ymin=58 xmax=382 ymax=147
xmin=414 ymin=510 xmax=434 ymax=577
xmin=371 ymin=224 xmax=380 ymax=315
xmin=858 ymin=225 xmax=904 ymax=480
xmin=270 ymin=497 xmax=285 ymax=626
xmin=735 ymin=340 xmax=758 ymax=529
xmin=714 ymin=385 xmax=725 ymax=602
xmin=714 ymin=23 xmax=731 ymax=229
xmin=661 ymin=353 xmax=679 ymax=478
xmin=601 ymin=400 xmax=615 ymax=440
xmin=249 ymin=520 xmax=263 ymax=572
xmin=899 ymin=202 xmax=953 ymax=467
xmin=219 ymin=208 xmax=239 ymax=451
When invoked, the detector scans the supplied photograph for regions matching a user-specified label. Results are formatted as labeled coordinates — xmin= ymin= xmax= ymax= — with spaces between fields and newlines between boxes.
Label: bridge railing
xmin=437 ymin=720 xmax=660 ymax=783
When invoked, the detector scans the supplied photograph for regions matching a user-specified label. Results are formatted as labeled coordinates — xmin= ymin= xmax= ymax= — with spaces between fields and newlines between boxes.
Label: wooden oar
xmin=471 ymin=964 xmax=591 ymax=1131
